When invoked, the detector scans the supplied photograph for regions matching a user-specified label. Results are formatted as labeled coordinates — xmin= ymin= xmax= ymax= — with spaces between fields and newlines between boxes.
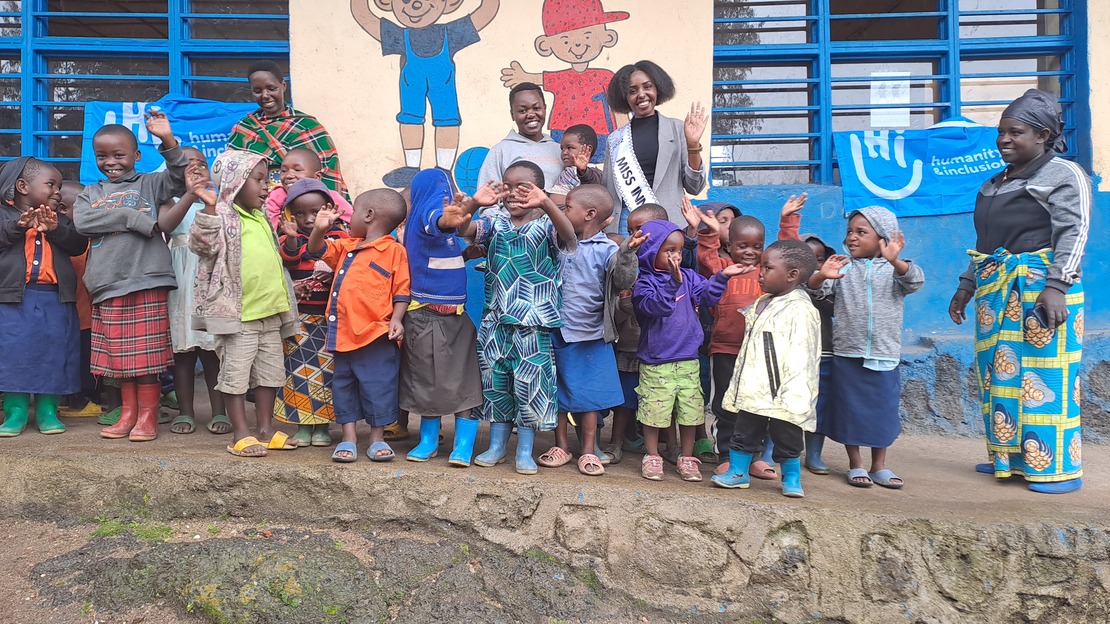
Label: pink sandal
xmin=538 ymin=446 xmax=572 ymax=468
xmin=677 ymin=456 xmax=703 ymax=482
xmin=578 ymin=453 xmax=605 ymax=476
xmin=750 ymin=460 xmax=777 ymax=480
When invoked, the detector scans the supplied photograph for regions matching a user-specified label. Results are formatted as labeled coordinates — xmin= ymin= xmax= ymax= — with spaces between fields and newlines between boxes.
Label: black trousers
xmin=711 ymin=353 xmax=738 ymax=452
xmin=729 ymin=409 xmax=804 ymax=463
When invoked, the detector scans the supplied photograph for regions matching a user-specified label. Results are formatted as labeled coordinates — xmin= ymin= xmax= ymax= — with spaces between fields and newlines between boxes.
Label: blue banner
xmin=832 ymin=118 xmax=1005 ymax=217
xmin=80 ymin=94 xmax=257 ymax=184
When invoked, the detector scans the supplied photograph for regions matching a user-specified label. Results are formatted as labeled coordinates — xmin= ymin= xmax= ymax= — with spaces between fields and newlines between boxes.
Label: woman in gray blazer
xmin=602 ymin=60 xmax=709 ymax=234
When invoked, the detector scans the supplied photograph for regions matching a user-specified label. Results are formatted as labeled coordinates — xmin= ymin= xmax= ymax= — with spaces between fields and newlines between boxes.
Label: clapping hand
xmin=439 ymin=192 xmax=473 ymax=230
xmin=277 ymin=213 xmax=300 ymax=238
xmin=680 ymin=196 xmax=718 ymax=233
xmin=186 ymin=161 xmax=216 ymax=207
xmin=314 ymin=205 xmax=339 ymax=234
xmin=880 ymin=231 xmax=906 ymax=263
xmin=816 ymin=254 xmax=851 ymax=280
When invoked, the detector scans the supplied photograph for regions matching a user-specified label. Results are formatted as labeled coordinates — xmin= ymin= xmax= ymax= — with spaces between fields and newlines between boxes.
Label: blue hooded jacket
xmin=633 ymin=219 xmax=729 ymax=365
xmin=404 ymin=168 xmax=467 ymax=305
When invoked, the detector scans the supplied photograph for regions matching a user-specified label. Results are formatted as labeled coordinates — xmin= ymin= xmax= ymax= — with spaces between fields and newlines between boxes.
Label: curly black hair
xmin=606 ymin=60 xmax=676 ymax=115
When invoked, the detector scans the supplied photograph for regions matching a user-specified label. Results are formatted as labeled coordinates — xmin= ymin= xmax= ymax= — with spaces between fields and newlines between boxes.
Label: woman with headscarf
xmin=227 ymin=60 xmax=349 ymax=201
xmin=948 ymin=89 xmax=1091 ymax=494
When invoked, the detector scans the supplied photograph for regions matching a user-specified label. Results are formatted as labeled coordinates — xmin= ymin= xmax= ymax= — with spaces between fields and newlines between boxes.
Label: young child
xmin=633 ymin=219 xmax=746 ymax=481
xmin=0 ymin=158 xmax=87 ymax=436
xmin=605 ymin=203 xmax=670 ymax=462
xmin=400 ymin=169 xmax=498 ymax=466
xmin=460 ymin=160 xmax=578 ymax=474
xmin=536 ymin=185 xmax=640 ymax=475
xmin=165 ymin=147 xmax=225 ymax=436
xmin=56 ymin=179 xmax=102 ymax=418
xmin=712 ymin=240 xmax=821 ymax=497
xmin=548 ymin=124 xmax=604 ymax=203
xmin=73 ymin=112 xmax=191 ymax=442
xmin=685 ymin=194 xmax=806 ymax=478
xmin=809 ymin=206 xmax=924 ymax=489
xmin=802 ymin=233 xmax=836 ymax=474
xmin=307 ymin=190 xmax=410 ymax=463
xmin=276 ymin=177 xmax=350 ymax=448
xmin=265 ymin=147 xmax=353 ymax=227
xmin=188 ymin=149 xmax=300 ymax=457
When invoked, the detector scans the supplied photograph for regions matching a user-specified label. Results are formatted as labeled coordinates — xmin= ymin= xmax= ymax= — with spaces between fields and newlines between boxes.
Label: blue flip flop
xmin=869 ymin=469 xmax=904 ymax=489
xmin=331 ymin=441 xmax=357 ymax=463
xmin=368 ymin=440 xmax=395 ymax=462
xmin=847 ymin=467 xmax=873 ymax=488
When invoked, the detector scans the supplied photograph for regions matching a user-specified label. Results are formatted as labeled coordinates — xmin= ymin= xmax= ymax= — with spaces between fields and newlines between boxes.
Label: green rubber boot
xmin=0 ymin=393 xmax=30 ymax=437
xmin=35 ymin=394 xmax=66 ymax=435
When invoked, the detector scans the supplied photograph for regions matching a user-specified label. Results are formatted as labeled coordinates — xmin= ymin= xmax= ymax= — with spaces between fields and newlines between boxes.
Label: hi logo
xmin=848 ymin=130 xmax=923 ymax=200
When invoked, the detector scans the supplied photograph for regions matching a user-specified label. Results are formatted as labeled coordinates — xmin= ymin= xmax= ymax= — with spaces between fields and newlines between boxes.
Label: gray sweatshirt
xmin=478 ymin=130 xmax=564 ymax=195
xmin=73 ymin=144 xmax=188 ymax=303
xmin=815 ymin=206 xmax=925 ymax=364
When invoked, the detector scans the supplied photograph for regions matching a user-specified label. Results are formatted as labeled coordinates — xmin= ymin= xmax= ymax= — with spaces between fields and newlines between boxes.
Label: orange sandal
xmin=578 ymin=453 xmax=605 ymax=476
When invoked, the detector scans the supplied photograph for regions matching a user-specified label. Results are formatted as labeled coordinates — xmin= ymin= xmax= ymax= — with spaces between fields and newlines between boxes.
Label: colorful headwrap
xmin=210 ymin=149 xmax=267 ymax=215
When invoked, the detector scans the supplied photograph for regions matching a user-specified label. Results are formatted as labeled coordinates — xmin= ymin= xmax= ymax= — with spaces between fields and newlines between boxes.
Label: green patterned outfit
xmin=472 ymin=215 xmax=568 ymax=430
xmin=973 ymin=248 xmax=1083 ymax=483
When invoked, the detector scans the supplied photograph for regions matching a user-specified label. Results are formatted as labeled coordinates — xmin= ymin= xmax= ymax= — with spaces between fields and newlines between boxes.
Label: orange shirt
xmin=23 ymin=229 xmax=57 ymax=285
xmin=71 ymin=247 xmax=92 ymax=330
xmin=320 ymin=235 xmax=411 ymax=353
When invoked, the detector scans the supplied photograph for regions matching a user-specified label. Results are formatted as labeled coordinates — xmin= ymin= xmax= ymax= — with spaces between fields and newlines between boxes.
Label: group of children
xmin=0 ymin=94 xmax=925 ymax=495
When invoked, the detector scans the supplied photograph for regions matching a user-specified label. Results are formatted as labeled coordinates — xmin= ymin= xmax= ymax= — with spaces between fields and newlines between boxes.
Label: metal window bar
xmin=711 ymin=0 xmax=1078 ymax=186
xmin=2 ymin=0 xmax=289 ymax=170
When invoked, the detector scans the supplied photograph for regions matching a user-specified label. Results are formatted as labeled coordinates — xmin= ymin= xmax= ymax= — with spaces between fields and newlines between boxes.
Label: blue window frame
xmin=0 ymin=0 xmax=289 ymax=178
xmin=711 ymin=0 xmax=1087 ymax=186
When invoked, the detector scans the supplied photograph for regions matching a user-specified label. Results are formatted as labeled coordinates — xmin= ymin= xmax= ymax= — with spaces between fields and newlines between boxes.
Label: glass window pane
xmin=959 ymin=0 xmax=1060 ymax=39
xmin=831 ymin=60 xmax=941 ymax=129
xmin=187 ymin=17 xmax=288 ymax=40
xmin=48 ymin=78 xmax=168 ymax=103
xmin=0 ymin=105 xmax=18 ymax=128
xmin=48 ymin=105 xmax=82 ymax=131
xmin=0 ymin=54 xmax=21 ymax=74
xmin=46 ymin=134 xmax=82 ymax=159
xmin=959 ymin=56 xmax=1062 ymax=126
xmin=189 ymin=0 xmax=287 ymax=14
xmin=51 ymin=160 xmax=79 ymax=181
xmin=715 ymin=0 xmax=812 ymax=45
xmin=712 ymin=165 xmax=811 ymax=187
xmin=47 ymin=58 xmax=167 ymax=77
xmin=830 ymin=0 xmax=940 ymax=41
xmin=45 ymin=16 xmax=169 ymax=38
xmin=47 ymin=0 xmax=166 ymax=11
xmin=0 ymin=133 xmax=20 ymax=157
xmin=189 ymin=79 xmax=250 ymax=102
xmin=831 ymin=108 xmax=943 ymax=132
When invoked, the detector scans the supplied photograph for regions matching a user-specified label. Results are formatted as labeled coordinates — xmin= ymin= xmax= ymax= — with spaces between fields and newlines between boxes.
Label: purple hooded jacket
xmin=633 ymin=220 xmax=729 ymax=365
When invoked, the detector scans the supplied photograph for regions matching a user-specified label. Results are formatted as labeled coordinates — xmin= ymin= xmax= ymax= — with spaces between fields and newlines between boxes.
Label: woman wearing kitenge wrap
xmin=948 ymin=89 xmax=1091 ymax=494
xmin=227 ymin=60 xmax=349 ymax=201
xmin=601 ymin=60 xmax=708 ymax=234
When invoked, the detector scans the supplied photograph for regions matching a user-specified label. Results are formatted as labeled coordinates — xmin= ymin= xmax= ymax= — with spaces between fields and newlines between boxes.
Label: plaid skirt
xmin=90 ymin=288 xmax=173 ymax=378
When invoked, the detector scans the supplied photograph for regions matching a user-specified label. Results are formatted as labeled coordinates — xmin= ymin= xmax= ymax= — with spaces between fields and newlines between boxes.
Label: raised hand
xmin=439 ymin=193 xmax=473 ymax=230
xmin=668 ymin=255 xmax=683 ymax=283
xmin=721 ymin=263 xmax=757 ymax=278
xmin=314 ymin=205 xmax=339 ymax=233
xmin=277 ymin=213 xmax=299 ymax=238
xmin=472 ymin=181 xmax=508 ymax=208
xmin=880 ymin=230 xmax=906 ymax=263
xmin=573 ymin=145 xmax=592 ymax=172
xmin=817 ymin=254 xmax=851 ymax=280
xmin=680 ymin=196 xmax=718 ymax=233
xmin=780 ymin=192 xmax=807 ymax=216
xmin=512 ymin=181 xmax=549 ymax=210
xmin=144 ymin=110 xmax=176 ymax=146
xmin=186 ymin=161 xmax=216 ymax=207
xmin=684 ymin=101 xmax=709 ymax=147
xmin=627 ymin=228 xmax=649 ymax=250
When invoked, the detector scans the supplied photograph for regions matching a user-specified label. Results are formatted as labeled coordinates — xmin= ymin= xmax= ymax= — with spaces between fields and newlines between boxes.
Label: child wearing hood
xmin=809 ymin=206 xmax=924 ymax=489
xmin=633 ymin=219 xmax=746 ymax=482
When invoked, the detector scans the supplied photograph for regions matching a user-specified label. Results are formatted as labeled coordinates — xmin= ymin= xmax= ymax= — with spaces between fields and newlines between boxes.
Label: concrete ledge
xmin=3 ymin=423 xmax=1109 ymax=622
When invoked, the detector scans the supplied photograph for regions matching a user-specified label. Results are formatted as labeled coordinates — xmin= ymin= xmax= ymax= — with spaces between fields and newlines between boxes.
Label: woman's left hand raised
xmin=684 ymin=101 xmax=709 ymax=147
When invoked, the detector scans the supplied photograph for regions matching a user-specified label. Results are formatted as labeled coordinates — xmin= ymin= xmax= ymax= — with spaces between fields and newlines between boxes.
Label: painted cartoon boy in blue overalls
xmin=351 ymin=0 xmax=500 ymax=188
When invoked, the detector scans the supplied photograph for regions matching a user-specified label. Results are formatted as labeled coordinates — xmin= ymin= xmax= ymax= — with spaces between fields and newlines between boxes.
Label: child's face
xmin=715 ymin=209 xmax=735 ymax=246
xmin=502 ymin=167 xmax=542 ymax=218
xmin=511 ymin=89 xmax=547 ymax=139
xmin=93 ymin=133 xmax=139 ymax=183
xmin=18 ymin=165 xmax=62 ymax=211
xmin=759 ymin=248 xmax=798 ymax=297
xmin=561 ymin=190 xmax=594 ymax=237
xmin=626 ymin=70 xmax=657 ymax=117
xmin=235 ymin=160 xmax=269 ymax=211
xmin=653 ymin=230 xmax=685 ymax=272
xmin=280 ymin=152 xmax=323 ymax=189
xmin=57 ymin=181 xmax=82 ymax=217
xmin=626 ymin=212 xmax=651 ymax=236
xmin=807 ymin=239 xmax=828 ymax=265
xmin=559 ymin=133 xmax=591 ymax=168
xmin=349 ymin=202 xmax=372 ymax=239
xmin=845 ymin=214 xmax=882 ymax=258
xmin=729 ymin=225 xmax=765 ymax=267
xmin=183 ymin=148 xmax=209 ymax=180
xmin=287 ymin=193 xmax=328 ymax=232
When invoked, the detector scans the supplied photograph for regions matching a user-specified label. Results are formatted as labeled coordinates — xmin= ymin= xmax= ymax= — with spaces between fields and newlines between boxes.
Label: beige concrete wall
xmin=290 ymin=0 xmax=713 ymax=194
xmin=1090 ymin=2 xmax=1108 ymax=190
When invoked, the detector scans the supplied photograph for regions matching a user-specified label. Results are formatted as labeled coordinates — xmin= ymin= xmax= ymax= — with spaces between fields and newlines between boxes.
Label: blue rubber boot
xmin=780 ymin=457 xmax=804 ymax=498
xmin=406 ymin=416 xmax=441 ymax=462
xmin=474 ymin=422 xmax=512 ymax=467
xmin=515 ymin=426 xmax=539 ymax=475
xmin=804 ymin=432 xmax=828 ymax=475
xmin=1028 ymin=478 xmax=1082 ymax=494
xmin=448 ymin=416 xmax=480 ymax=467
xmin=759 ymin=436 xmax=775 ymax=466
xmin=710 ymin=450 xmax=753 ymax=489
xmin=0 ymin=392 xmax=30 ymax=437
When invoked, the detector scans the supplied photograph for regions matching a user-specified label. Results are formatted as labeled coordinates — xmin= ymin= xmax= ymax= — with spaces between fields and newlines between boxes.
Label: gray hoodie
xmin=73 ymin=144 xmax=188 ymax=303
xmin=478 ymin=130 xmax=563 ymax=195
xmin=815 ymin=206 xmax=924 ymax=364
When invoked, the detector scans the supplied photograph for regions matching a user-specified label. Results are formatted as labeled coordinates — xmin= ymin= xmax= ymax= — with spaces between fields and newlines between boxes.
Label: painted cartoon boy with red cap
xmin=501 ymin=0 xmax=628 ymax=163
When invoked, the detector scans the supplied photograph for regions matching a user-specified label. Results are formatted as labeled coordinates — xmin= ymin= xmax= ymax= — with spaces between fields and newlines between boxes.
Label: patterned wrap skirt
xmin=90 ymin=288 xmax=173 ymax=378
xmin=972 ymin=248 xmax=1083 ymax=483
xmin=276 ymin=312 xmax=335 ymax=425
